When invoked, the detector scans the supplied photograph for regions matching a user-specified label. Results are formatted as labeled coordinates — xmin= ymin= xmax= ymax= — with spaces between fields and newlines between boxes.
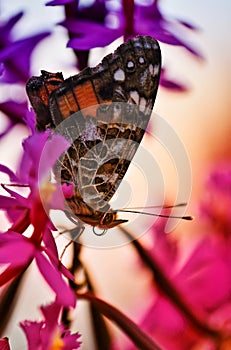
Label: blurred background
xmin=0 ymin=0 xmax=231 ymax=348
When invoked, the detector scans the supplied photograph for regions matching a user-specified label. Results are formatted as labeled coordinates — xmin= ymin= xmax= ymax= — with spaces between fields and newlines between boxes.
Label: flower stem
xmin=77 ymin=292 xmax=162 ymax=350
xmin=10 ymin=209 xmax=30 ymax=233
xmin=62 ymin=241 xmax=112 ymax=350
xmin=83 ymin=267 xmax=112 ymax=350
xmin=122 ymin=0 xmax=135 ymax=39
xmin=64 ymin=1 xmax=90 ymax=70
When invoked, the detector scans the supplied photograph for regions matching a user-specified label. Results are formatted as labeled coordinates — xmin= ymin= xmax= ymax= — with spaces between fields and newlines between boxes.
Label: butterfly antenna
xmin=120 ymin=202 xmax=187 ymax=210
xmin=115 ymin=208 xmax=194 ymax=221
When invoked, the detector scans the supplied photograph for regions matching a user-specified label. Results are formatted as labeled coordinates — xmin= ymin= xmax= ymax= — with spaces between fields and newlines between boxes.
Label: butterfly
xmin=26 ymin=35 xmax=161 ymax=232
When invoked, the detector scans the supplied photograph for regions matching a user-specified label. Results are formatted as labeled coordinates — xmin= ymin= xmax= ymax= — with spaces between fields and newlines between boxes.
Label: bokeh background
xmin=0 ymin=0 xmax=231 ymax=349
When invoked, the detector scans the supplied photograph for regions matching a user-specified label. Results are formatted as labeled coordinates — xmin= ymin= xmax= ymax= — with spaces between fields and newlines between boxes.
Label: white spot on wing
xmin=130 ymin=90 xmax=139 ymax=104
xmin=114 ymin=68 xmax=125 ymax=81
xmin=153 ymin=64 xmax=160 ymax=76
xmin=127 ymin=60 xmax=134 ymax=69
xmin=149 ymin=64 xmax=154 ymax=75
xmin=139 ymin=97 xmax=146 ymax=112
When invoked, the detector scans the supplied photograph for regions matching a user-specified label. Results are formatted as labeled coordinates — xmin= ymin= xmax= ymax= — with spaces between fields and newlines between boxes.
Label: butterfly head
xmin=98 ymin=211 xmax=128 ymax=229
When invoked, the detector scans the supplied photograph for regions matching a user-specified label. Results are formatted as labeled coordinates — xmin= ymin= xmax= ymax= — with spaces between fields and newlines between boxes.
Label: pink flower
xmin=0 ymin=338 xmax=10 ymax=350
xmin=122 ymin=214 xmax=231 ymax=350
xmin=200 ymin=162 xmax=231 ymax=239
xmin=0 ymin=131 xmax=76 ymax=307
xmin=0 ymin=228 xmax=75 ymax=307
xmin=0 ymin=131 xmax=70 ymax=233
xmin=20 ymin=301 xmax=81 ymax=349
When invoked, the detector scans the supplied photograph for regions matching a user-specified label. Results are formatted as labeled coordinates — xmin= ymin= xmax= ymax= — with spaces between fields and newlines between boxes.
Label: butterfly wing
xmin=26 ymin=36 xmax=161 ymax=226
xmin=48 ymin=36 xmax=161 ymax=213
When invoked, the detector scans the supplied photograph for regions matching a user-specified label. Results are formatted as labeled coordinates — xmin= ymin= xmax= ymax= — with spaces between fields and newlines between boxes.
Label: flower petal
xmin=23 ymin=109 xmax=36 ymax=134
xmin=46 ymin=0 xmax=73 ymax=5
xmin=20 ymin=321 xmax=43 ymax=350
xmin=0 ymin=337 xmax=11 ymax=350
xmin=61 ymin=19 xmax=121 ymax=50
xmin=0 ymin=164 xmax=19 ymax=182
xmin=19 ymin=132 xmax=70 ymax=185
xmin=0 ymin=12 xmax=24 ymax=43
xmin=35 ymin=251 xmax=76 ymax=307
xmin=0 ymin=32 xmax=51 ymax=83
xmin=0 ymin=100 xmax=28 ymax=126
xmin=62 ymin=330 xmax=81 ymax=349
xmin=0 ymin=231 xmax=34 ymax=265
xmin=160 ymin=69 xmax=188 ymax=91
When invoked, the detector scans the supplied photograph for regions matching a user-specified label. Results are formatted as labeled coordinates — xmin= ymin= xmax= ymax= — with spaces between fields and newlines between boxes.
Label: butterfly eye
xmin=138 ymin=56 xmax=145 ymax=64
xmin=102 ymin=212 xmax=113 ymax=225
xmin=126 ymin=60 xmax=135 ymax=71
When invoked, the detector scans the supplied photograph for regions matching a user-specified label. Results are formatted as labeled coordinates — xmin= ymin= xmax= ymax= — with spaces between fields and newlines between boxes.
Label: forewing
xmin=28 ymin=36 xmax=161 ymax=213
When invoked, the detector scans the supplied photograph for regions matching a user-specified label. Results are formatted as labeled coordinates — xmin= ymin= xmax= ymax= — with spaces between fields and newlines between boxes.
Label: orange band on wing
xmin=74 ymin=81 xmax=98 ymax=110
xmin=56 ymin=81 xmax=99 ymax=119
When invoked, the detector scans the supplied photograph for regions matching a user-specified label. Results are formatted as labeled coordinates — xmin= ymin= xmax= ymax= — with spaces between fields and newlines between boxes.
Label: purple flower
xmin=61 ymin=18 xmax=122 ymax=51
xmin=160 ymin=68 xmax=188 ymax=92
xmin=135 ymin=1 xmax=202 ymax=58
xmin=47 ymin=0 xmax=202 ymax=90
xmin=0 ymin=12 xmax=50 ymax=84
xmin=50 ymin=0 xmax=122 ymax=69
xmin=20 ymin=301 xmax=81 ymax=349
xmin=0 ymin=101 xmax=34 ymax=138
xmin=0 ymin=12 xmax=50 ymax=139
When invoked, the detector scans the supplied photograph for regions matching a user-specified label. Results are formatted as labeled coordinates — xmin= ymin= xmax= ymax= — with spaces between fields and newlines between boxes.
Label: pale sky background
xmin=1 ymin=1 xmax=231 ymax=349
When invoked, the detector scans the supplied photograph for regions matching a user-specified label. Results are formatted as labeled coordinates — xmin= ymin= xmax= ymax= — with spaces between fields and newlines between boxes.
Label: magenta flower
xmin=118 ymin=215 xmax=231 ymax=349
xmin=200 ymin=162 xmax=231 ymax=239
xmin=0 ymin=131 xmax=76 ymax=307
xmin=0 ymin=229 xmax=75 ymax=307
xmin=20 ymin=301 xmax=81 ymax=349
xmin=0 ymin=131 xmax=70 ymax=229
xmin=0 ymin=338 xmax=10 ymax=350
